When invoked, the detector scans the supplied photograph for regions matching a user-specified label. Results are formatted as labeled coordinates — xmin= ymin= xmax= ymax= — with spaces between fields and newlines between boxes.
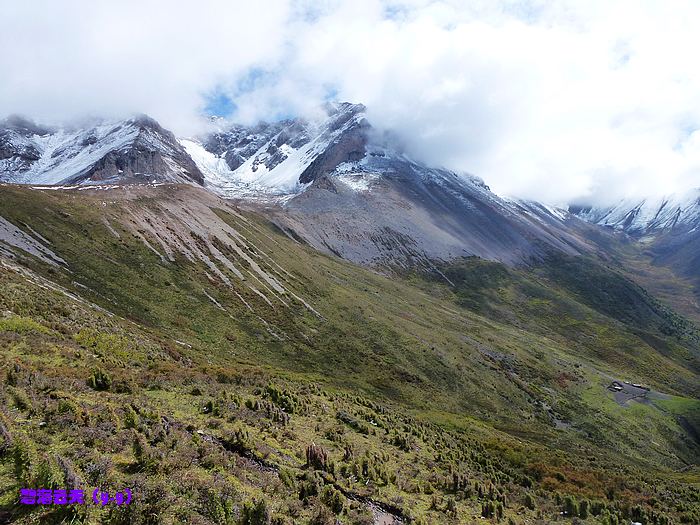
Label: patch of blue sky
xmin=204 ymin=69 xmax=340 ymax=122
xmin=204 ymin=91 xmax=236 ymax=118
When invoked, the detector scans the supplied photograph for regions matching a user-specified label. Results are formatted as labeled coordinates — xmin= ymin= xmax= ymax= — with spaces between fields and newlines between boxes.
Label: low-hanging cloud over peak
xmin=2 ymin=0 xmax=699 ymax=205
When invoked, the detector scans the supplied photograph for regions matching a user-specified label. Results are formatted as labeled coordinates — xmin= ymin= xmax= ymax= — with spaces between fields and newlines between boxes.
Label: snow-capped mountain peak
xmin=181 ymin=102 xmax=368 ymax=198
xmin=571 ymin=189 xmax=700 ymax=236
xmin=0 ymin=114 xmax=204 ymax=186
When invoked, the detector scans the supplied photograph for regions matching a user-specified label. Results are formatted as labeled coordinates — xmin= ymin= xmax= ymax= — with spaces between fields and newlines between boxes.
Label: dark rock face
xmin=0 ymin=136 xmax=41 ymax=164
xmin=66 ymin=116 xmax=205 ymax=185
xmin=203 ymin=120 xmax=309 ymax=173
xmin=298 ymin=118 xmax=369 ymax=184
xmin=72 ymin=145 xmax=203 ymax=185
xmin=0 ymin=116 xmax=50 ymax=173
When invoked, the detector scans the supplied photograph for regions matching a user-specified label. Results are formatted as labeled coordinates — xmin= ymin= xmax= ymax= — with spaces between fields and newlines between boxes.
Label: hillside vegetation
xmin=0 ymin=184 xmax=698 ymax=524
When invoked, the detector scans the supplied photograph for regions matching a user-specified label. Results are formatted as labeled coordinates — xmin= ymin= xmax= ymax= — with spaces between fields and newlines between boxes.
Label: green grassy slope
xmin=0 ymin=184 xmax=698 ymax=524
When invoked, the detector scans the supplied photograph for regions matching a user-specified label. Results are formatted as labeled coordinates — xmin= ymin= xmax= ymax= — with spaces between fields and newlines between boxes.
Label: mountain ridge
xmin=570 ymin=189 xmax=700 ymax=236
xmin=0 ymin=105 xmax=596 ymax=270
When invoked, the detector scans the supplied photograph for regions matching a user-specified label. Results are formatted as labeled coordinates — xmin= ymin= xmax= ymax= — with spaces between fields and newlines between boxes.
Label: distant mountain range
xmin=570 ymin=192 xmax=700 ymax=299
xmin=571 ymin=191 xmax=700 ymax=236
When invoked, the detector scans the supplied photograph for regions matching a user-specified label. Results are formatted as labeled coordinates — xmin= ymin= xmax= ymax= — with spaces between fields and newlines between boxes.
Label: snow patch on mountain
xmin=183 ymin=103 xmax=369 ymax=198
xmin=572 ymin=189 xmax=700 ymax=234
xmin=336 ymin=172 xmax=379 ymax=192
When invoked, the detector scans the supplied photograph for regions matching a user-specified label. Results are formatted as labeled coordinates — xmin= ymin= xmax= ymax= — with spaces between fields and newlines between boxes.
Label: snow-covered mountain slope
xmin=0 ymin=115 xmax=204 ymax=185
xmin=570 ymin=190 xmax=700 ymax=236
xmin=181 ymin=102 xmax=367 ymax=198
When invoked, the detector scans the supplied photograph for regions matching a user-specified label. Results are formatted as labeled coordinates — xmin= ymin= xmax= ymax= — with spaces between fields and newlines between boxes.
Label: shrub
xmin=8 ymin=386 xmax=32 ymax=411
xmin=240 ymin=498 xmax=270 ymax=525
xmin=0 ymin=421 xmax=11 ymax=455
xmin=563 ymin=495 xmax=578 ymax=517
xmin=12 ymin=434 xmax=35 ymax=486
xmin=0 ymin=315 xmax=49 ymax=334
xmin=264 ymin=384 xmax=297 ymax=414
xmin=279 ymin=467 xmax=296 ymax=490
xmin=310 ymin=505 xmax=335 ymax=525
xmin=201 ymin=487 xmax=235 ymax=524
xmin=223 ymin=425 xmax=252 ymax=456
xmin=87 ymin=368 xmax=112 ymax=391
xmin=306 ymin=443 xmax=329 ymax=471
xmin=132 ymin=434 xmax=160 ymax=473
xmin=482 ymin=501 xmax=496 ymax=518
xmin=445 ymin=497 xmax=457 ymax=516
xmin=320 ymin=485 xmax=345 ymax=514
xmin=299 ymin=471 xmax=321 ymax=501
xmin=579 ymin=499 xmax=589 ymax=519
xmin=124 ymin=405 xmax=139 ymax=429
xmin=34 ymin=454 xmax=63 ymax=489
xmin=524 ymin=493 xmax=535 ymax=510
xmin=74 ymin=328 xmax=128 ymax=357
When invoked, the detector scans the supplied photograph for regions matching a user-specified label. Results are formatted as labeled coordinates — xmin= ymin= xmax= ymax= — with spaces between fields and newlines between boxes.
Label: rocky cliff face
xmin=0 ymin=116 xmax=53 ymax=175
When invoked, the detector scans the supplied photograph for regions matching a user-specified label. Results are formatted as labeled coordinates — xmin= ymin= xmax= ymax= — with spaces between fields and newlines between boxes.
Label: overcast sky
xmin=1 ymin=0 xmax=699 ymax=204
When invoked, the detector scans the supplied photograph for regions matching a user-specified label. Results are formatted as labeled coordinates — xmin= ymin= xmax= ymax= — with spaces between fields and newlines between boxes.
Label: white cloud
xmin=0 ymin=1 xmax=291 ymax=133
xmin=2 ymin=0 xmax=700 ymax=204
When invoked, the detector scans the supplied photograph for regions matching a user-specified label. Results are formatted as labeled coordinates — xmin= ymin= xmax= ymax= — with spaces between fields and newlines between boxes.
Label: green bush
xmin=524 ymin=493 xmax=535 ymax=510
xmin=579 ymin=499 xmax=590 ymax=519
xmin=8 ymin=386 xmax=32 ymax=411
xmin=132 ymin=434 xmax=160 ymax=473
xmin=87 ymin=368 xmax=112 ymax=391
xmin=124 ymin=405 xmax=139 ymax=429
xmin=320 ymin=485 xmax=345 ymax=514
xmin=12 ymin=434 xmax=35 ymax=486
xmin=563 ymin=495 xmax=578 ymax=517
xmin=240 ymin=498 xmax=270 ymax=525
xmin=0 ymin=315 xmax=49 ymax=334
xmin=74 ymin=328 xmax=128 ymax=357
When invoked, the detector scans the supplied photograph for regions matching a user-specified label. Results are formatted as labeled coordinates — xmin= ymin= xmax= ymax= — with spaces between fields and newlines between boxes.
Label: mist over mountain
xmin=4 ymin=1 xmax=700 ymax=204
